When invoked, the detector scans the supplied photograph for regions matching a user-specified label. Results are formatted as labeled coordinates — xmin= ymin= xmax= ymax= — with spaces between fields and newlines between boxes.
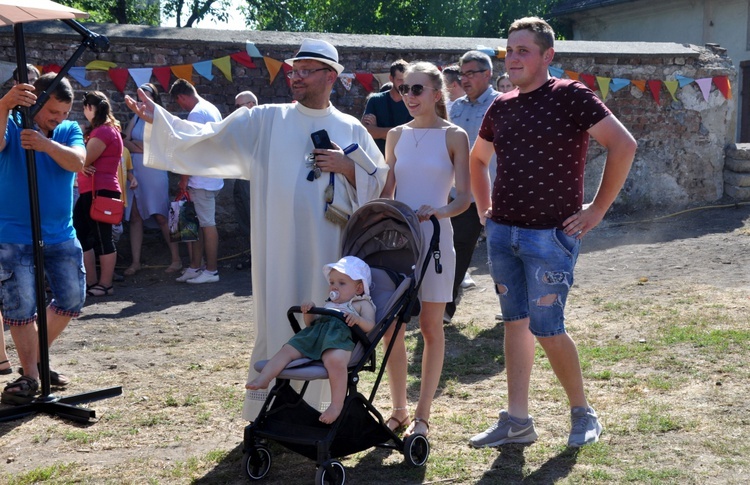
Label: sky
xmin=162 ymin=0 xmax=248 ymax=30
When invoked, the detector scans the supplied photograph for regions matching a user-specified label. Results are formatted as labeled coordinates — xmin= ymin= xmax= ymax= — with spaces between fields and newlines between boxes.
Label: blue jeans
xmin=486 ymin=220 xmax=581 ymax=337
xmin=0 ymin=239 xmax=86 ymax=325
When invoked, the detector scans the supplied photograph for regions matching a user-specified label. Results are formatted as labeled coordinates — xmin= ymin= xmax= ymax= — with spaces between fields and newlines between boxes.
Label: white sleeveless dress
xmin=393 ymin=127 xmax=456 ymax=302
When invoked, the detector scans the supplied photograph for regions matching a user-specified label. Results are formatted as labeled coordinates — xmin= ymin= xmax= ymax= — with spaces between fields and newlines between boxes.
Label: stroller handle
xmin=287 ymin=306 xmax=371 ymax=346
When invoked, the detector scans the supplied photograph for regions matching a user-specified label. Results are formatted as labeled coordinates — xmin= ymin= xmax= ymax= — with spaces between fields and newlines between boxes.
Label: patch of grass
xmin=634 ymin=405 xmax=687 ymax=433
xmin=623 ymin=467 xmax=685 ymax=482
xmin=6 ymin=463 xmax=76 ymax=485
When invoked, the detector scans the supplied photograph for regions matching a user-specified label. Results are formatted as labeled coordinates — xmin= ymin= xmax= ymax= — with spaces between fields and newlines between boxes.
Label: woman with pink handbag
xmin=73 ymin=91 xmax=123 ymax=297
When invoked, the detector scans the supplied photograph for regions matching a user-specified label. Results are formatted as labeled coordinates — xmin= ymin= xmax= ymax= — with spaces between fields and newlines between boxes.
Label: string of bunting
xmin=2 ymin=42 xmax=731 ymax=104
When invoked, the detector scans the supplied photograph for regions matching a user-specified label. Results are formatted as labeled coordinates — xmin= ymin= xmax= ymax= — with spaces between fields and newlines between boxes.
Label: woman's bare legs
xmin=126 ymin=198 xmax=143 ymax=275
xmin=319 ymin=348 xmax=350 ymax=424
xmin=382 ymin=322 xmax=410 ymax=430
xmin=154 ymin=213 xmax=182 ymax=271
xmin=406 ymin=301 xmax=445 ymax=437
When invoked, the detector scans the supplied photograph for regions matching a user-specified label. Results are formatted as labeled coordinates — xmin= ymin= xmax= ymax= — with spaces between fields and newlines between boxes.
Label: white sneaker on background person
xmin=187 ymin=270 xmax=219 ymax=284
xmin=176 ymin=267 xmax=201 ymax=282
xmin=461 ymin=272 xmax=476 ymax=289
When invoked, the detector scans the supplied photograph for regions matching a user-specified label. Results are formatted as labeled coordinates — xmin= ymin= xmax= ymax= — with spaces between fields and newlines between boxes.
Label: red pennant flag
xmin=43 ymin=64 xmax=62 ymax=74
xmin=153 ymin=66 xmax=172 ymax=91
xmin=647 ymin=80 xmax=661 ymax=105
xmin=282 ymin=63 xmax=292 ymax=88
xmin=713 ymin=76 xmax=732 ymax=100
xmin=230 ymin=52 xmax=257 ymax=69
xmin=579 ymin=73 xmax=596 ymax=90
xmin=108 ymin=68 xmax=129 ymax=93
xmin=355 ymin=72 xmax=375 ymax=93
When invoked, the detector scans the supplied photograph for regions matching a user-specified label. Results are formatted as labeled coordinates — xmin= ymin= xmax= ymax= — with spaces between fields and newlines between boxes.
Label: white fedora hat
xmin=285 ymin=38 xmax=344 ymax=75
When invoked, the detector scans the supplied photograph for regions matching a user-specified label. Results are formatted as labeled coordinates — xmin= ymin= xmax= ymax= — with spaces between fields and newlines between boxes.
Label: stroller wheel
xmin=315 ymin=459 xmax=346 ymax=485
xmin=403 ymin=433 xmax=430 ymax=467
xmin=242 ymin=446 xmax=272 ymax=480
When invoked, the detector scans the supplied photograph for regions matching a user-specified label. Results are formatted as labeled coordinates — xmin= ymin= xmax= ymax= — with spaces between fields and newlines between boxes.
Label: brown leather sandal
xmin=385 ymin=406 xmax=410 ymax=433
xmin=405 ymin=417 xmax=430 ymax=437
xmin=1 ymin=375 xmax=40 ymax=405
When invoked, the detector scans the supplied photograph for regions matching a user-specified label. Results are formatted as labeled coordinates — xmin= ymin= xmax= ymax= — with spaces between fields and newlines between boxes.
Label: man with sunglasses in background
xmin=445 ymin=50 xmax=500 ymax=324
xmin=362 ymin=59 xmax=413 ymax=155
xmin=0 ymin=73 xmax=86 ymax=404
xmin=125 ymin=38 xmax=387 ymax=423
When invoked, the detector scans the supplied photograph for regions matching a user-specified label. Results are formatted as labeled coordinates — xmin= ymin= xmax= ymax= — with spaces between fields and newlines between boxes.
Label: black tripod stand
xmin=0 ymin=19 xmax=122 ymax=423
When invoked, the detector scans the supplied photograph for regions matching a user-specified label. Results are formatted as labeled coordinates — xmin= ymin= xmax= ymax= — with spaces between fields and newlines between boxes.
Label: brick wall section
xmin=0 ymin=22 xmax=738 ymax=217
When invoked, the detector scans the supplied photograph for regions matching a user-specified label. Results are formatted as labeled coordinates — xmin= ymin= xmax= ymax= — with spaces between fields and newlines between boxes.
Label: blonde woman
xmin=380 ymin=62 xmax=471 ymax=437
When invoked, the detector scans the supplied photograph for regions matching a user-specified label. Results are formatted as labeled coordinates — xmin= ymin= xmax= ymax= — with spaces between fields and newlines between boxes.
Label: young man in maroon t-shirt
xmin=469 ymin=17 xmax=637 ymax=449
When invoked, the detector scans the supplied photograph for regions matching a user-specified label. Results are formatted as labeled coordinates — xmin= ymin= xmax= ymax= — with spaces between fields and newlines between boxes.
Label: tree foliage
xmin=56 ymin=0 xmax=160 ymax=25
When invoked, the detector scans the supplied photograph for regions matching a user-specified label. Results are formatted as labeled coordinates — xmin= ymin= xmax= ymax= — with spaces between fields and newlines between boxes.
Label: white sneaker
xmin=176 ymin=267 xmax=201 ymax=282
xmin=187 ymin=270 xmax=219 ymax=284
xmin=460 ymin=272 xmax=476 ymax=289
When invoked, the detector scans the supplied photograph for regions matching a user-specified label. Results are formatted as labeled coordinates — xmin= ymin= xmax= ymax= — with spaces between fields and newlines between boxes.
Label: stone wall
xmin=0 ymin=23 xmax=738 ymax=216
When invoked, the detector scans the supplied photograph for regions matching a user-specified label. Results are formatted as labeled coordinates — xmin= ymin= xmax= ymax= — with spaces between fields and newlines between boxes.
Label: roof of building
xmin=551 ymin=0 xmax=635 ymax=16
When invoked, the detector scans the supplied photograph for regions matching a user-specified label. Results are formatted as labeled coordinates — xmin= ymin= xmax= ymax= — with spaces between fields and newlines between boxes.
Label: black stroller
xmin=241 ymin=199 xmax=441 ymax=484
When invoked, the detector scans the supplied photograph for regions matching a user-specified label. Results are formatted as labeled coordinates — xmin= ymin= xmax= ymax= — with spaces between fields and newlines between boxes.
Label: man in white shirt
xmin=169 ymin=78 xmax=224 ymax=284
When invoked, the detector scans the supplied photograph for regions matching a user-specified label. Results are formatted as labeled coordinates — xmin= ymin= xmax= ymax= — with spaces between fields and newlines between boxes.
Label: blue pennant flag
xmin=69 ymin=66 xmax=92 ymax=87
xmin=610 ymin=78 xmax=630 ymax=92
xmin=548 ymin=66 xmax=564 ymax=79
xmin=675 ymin=74 xmax=694 ymax=88
xmin=193 ymin=60 xmax=214 ymax=81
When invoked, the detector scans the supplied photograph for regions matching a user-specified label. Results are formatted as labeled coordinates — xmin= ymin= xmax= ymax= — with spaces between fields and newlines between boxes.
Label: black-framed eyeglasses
xmin=286 ymin=67 xmax=332 ymax=80
xmin=397 ymin=84 xmax=435 ymax=96
xmin=458 ymin=69 xmax=487 ymax=80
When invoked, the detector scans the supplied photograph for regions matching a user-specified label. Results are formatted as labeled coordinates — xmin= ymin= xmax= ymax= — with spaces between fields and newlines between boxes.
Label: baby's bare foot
xmin=319 ymin=403 xmax=343 ymax=424
xmin=245 ymin=378 xmax=269 ymax=390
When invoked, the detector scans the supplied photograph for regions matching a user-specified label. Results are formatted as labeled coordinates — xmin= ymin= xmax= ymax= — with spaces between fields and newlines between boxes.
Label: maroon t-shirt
xmin=478 ymin=78 xmax=611 ymax=229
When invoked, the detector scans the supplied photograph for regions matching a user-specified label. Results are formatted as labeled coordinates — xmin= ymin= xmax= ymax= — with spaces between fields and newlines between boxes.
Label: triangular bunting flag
xmin=128 ymin=67 xmax=152 ymax=90
xmin=496 ymin=47 xmax=506 ymax=59
xmin=263 ymin=57 xmax=283 ymax=84
xmin=35 ymin=65 xmax=44 ymax=76
xmin=611 ymin=78 xmax=630 ymax=92
xmin=476 ymin=45 xmax=496 ymax=57
xmin=282 ymin=63 xmax=292 ymax=88
xmin=664 ymin=80 xmax=679 ymax=102
xmin=713 ymin=76 xmax=731 ymax=100
xmin=695 ymin=78 xmax=712 ymax=101
xmin=564 ymin=70 xmax=579 ymax=81
xmin=68 ymin=66 xmax=92 ymax=87
xmin=108 ymin=68 xmax=129 ymax=93
xmin=675 ymin=74 xmax=694 ymax=88
xmin=373 ymin=73 xmax=390 ymax=89
xmin=647 ymin=80 xmax=661 ymax=104
xmin=153 ymin=66 xmax=172 ymax=90
xmin=597 ymin=76 xmax=611 ymax=100
xmin=579 ymin=73 xmax=596 ymax=90
xmin=631 ymin=79 xmax=646 ymax=92
xmin=355 ymin=72 xmax=375 ymax=93
xmin=245 ymin=41 xmax=262 ymax=58
xmin=339 ymin=73 xmax=354 ymax=91
xmin=86 ymin=60 xmax=116 ymax=71
xmin=43 ymin=64 xmax=62 ymax=74
xmin=213 ymin=56 xmax=232 ymax=82
xmin=231 ymin=52 xmax=257 ymax=69
xmin=548 ymin=66 xmax=564 ymax=78
xmin=193 ymin=60 xmax=214 ymax=81
xmin=171 ymin=64 xmax=193 ymax=82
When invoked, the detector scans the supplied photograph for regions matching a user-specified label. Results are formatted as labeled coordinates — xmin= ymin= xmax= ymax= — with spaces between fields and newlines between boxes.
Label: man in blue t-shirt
xmin=362 ymin=59 xmax=413 ymax=155
xmin=0 ymin=74 xmax=86 ymax=405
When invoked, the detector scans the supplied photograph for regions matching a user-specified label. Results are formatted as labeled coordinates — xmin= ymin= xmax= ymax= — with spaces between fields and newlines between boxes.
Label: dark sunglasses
xmin=397 ymin=84 xmax=435 ymax=96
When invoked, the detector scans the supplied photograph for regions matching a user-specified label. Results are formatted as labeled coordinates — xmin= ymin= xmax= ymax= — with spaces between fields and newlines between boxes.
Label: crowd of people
xmin=1 ymin=17 xmax=636 ymax=457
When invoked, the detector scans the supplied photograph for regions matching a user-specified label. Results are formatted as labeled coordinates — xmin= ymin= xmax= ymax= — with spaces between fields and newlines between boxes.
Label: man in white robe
xmin=125 ymin=39 xmax=387 ymax=420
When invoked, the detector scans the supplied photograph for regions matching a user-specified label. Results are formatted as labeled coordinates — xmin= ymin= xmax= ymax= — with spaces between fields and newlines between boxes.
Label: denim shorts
xmin=486 ymin=220 xmax=581 ymax=337
xmin=0 ymin=239 xmax=86 ymax=325
xmin=188 ymin=187 xmax=219 ymax=227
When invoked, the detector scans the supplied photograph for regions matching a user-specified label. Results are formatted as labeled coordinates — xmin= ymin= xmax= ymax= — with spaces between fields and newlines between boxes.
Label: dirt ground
xmin=0 ymin=201 xmax=749 ymax=483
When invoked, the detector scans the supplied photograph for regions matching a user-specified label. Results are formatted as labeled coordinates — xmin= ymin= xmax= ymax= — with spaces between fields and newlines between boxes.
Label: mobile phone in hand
xmin=311 ymin=129 xmax=333 ymax=149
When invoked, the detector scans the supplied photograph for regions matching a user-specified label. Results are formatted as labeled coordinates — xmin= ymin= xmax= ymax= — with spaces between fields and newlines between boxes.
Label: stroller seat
xmin=253 ymin=266 xmax=411 ymax=382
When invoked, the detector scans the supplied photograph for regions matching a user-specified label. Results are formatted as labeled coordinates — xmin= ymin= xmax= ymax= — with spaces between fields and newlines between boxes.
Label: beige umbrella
xmin=0 ymin=0 xmax=88 ymax=25
xmin=0 ymin=0 xmax=120 ymax=424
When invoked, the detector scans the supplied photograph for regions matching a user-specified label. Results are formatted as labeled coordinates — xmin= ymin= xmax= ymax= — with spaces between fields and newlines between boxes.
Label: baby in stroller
xmin=246 ymin=256 xmax=376 ymax=424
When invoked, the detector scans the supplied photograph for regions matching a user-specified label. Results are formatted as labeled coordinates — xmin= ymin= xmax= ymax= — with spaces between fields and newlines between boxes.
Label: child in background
xmin=246 ymin=256 xmax=376 ymax=424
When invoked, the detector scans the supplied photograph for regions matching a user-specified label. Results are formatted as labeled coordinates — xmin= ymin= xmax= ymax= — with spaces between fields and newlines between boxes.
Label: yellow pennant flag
xmin=86 ymin=60 xmax=117 ymax=71
xmin=213 ymin=56 xmax=232 ymax=82
xmin=264 ymin=57 xmax=283 ymax=84
xmin=596 ymin=76 xmax=611 ymax=101
xmin=171 ymin=64 xmax=194 ymax=82
xmin=664 ymin=80 xmax=679 ymax=102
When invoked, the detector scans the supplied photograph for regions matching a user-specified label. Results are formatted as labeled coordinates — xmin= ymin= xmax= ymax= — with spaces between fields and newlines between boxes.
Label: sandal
xmin=1 ymin=375 xmax=39 ymax=405
xmin=18 ymin=364 xmax=70 ymax=386
xmin=386 ymin=406 xmax=410 ymax=433
xmin=405 ymin=417 xmax=430 ymax=438
xmin=165 ymin=262 xmax=183 ymax=274
xmin=87 ymin=284 xmax=114 ymax=297
xmin=0 ymin=359 xmax=12 ymax=375
xmin=123 ymin=265 xmax=141 ymax=276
